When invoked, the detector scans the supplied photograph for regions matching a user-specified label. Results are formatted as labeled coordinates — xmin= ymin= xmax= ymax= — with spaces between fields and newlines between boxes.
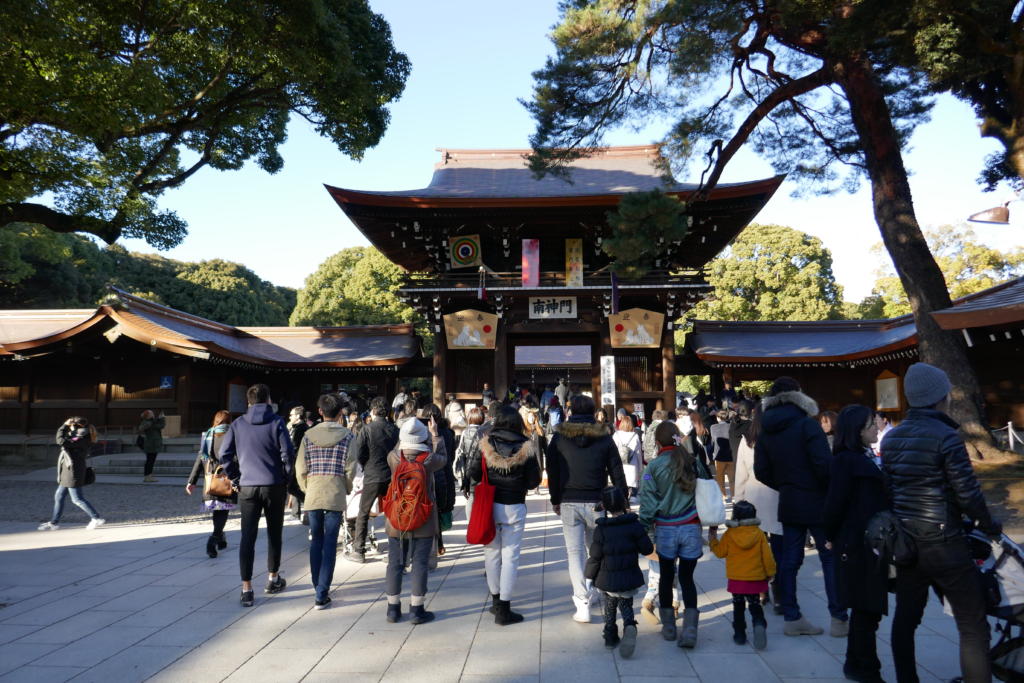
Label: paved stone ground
xmin=0 ymin=493 xmax=972 ymax=682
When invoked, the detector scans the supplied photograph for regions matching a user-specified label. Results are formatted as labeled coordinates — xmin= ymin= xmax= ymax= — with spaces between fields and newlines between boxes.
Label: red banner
xmin=521 ymin=239 xmax=539 ymax=287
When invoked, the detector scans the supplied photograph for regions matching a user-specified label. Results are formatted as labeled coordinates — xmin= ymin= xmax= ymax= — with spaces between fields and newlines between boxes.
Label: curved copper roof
xmin=0 ymin=290 xmax=420 ymax=368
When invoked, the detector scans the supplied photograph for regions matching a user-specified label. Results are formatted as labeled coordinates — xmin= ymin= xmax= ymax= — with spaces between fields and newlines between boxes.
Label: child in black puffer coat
xmin=585 ymin=486 xmax=657 ymax=657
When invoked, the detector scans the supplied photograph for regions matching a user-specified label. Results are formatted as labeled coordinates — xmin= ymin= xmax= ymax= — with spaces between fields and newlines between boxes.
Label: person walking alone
xmin=296 ymin=394 xmax=354 ymax=610
xmin=467 ymin=405 xmax=542 ymax=625
xmin=546 ymin=394 xmax=628 ymax=623
xmin=138 ymin=409 xmax=165 ymax=483
xmin=347 ymin=397 xmax=398 ymax=563
xmin=186 ymin=410 xmax=235 ymax=557
xmin=38 ymin=417 xmax=105 ymax=531
xmin=220 ymin=384 xmax=294 ymax=608
xmin=884 ymin=363 xmax=1001 ymax=683
xmin=823 ymin=404 xmax=889 ymax=683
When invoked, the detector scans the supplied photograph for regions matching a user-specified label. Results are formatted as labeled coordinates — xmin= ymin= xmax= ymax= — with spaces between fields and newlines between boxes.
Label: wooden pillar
xmin=661 ymin=323 xmax=675 ymax=412
xmin=19 ymin=364 xmax=32 ymax=435
xmin=177 ymin=360 xmax=192 ymax=433
xmin=384 ymin=372 xmax=397 ymax=402
xmin=494 ymin=322 xmax=508 ymax=402
xmin=433 ymin=331 xmax=447 ymax=407
xmin=97 ymin=357 xmax=111 ymax=430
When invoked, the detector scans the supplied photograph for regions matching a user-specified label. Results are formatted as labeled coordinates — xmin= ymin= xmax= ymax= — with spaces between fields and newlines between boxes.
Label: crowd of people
xmin=38 ymin=366 xmax=1003 ymax=681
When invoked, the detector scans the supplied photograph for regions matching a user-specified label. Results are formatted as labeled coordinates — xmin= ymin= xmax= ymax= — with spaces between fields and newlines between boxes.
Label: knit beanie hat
xmin=732 ymin=500 xmax=757 ymax=521
xmin=398 ymin=417 xmax=430 ymax=453
xmin=903 ymin=362 xmax=952 ymax=408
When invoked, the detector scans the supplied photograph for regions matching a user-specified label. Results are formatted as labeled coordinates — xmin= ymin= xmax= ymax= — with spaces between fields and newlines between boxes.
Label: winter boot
xmin=215 ymin=533 xmax=227 ymax=550
xmin=386 ymin=603 xmax=402 ymax=623
xmin=603 ymin=621 xmax=620 ymax=649
xmin=206 ymin=536 xmax=218 ymax=559
xmin=489 ymin=594 xmax=499 ymax=615
xmin=659 ymin=607 xmax=677 ymax=641
xmin=750 ymin=603 xmax=768 ymax=651
xmin=641 ymin=596 xmax=660 ymax=625
xmin=784 ymin=615 xmax=823 ymax=636
xmin=678 ymin=607 xmax=700 ymax=648
xmin=732 ymin=598 xmax=747 ymax=645
xmin=410 ymin=604 xmax=435 ymax=625
xmin=494 ymin=599 xmax=524 ymax=626
xmin=770 ymin=579 xmax=784 ymax=615
xmin=619 ymin=621 xmax=638 ymax=658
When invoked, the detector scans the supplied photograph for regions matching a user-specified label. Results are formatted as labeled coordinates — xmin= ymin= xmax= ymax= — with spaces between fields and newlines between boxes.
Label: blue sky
xmin=121 ymin=0 xmax=1021 ymax=302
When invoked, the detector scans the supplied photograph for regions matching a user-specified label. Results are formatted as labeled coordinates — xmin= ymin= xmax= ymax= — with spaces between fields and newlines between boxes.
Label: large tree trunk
xmin=837 ymin=54 xmax=1004 ymax=459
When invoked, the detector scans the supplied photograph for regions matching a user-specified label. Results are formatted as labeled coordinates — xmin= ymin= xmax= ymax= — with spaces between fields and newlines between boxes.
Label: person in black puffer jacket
xmin=546 ymin=394 xmax=629 ymax=623
xmin=882 ymin=362 xmax=1000 ymax=683
xmin=753 ymin=376 xmax=844 ymax=637
xmin=584 ymin=486 xmax=656 ymax=656
xmin=468 ymin=405 xmax=541 ymax=625
xmin=422 ymin=403 xmax=457 ymax=558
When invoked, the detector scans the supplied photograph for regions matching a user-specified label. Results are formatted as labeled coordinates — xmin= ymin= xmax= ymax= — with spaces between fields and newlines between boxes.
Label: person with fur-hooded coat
xmin=753 ymin=376 xmax=846 ymax=638
xmin=545 ymin=394 xmax=628 ymax=623
xmin=467 ymin=405 xmax=541 ymax=625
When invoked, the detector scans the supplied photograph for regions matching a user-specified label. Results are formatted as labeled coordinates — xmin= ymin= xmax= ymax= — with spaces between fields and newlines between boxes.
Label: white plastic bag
xmin=694 ymin=476 xmax=726 ymax=526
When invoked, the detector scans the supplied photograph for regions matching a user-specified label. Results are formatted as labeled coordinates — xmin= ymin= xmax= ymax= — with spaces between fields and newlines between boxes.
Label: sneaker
xmin=314 ymin=596 xmax=332 ymax=610
xmin=344 ymin=550 xmax=365 ymax=564
xmin=240 ymin=590 xmax=254 ymax=607
xmin=37 ymin=522 xmax=59 ymax=531
xmin=784 ymin=615 xmax=824 ymax=636
xmin=265 ymin=575 xmax=287 ymax=594
xmin=143 ymin=475 xmax=158 ymax=483
xmin=86 ymin=518 xmax=106 ymax=530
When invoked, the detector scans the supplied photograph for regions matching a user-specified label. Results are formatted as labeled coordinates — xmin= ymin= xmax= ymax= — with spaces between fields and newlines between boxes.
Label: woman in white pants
xmin=468 ymin=405 xmax=541 ymax=625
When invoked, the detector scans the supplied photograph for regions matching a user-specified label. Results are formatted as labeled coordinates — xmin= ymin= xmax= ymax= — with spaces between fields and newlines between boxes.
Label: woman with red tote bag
xmin=466 ymin=406 xmax=542 ymax=625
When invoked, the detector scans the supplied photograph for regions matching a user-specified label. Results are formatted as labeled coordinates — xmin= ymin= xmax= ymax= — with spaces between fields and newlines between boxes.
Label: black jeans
xmin=238 ymin=484 xmax=287 ymax=582
xmin=353 ymin=480 xmax=390 ymax=553
xmin=144 ymin=452 xmax=158 ymax=476
xmin=211 ymin=509 xmax=228 ymax=538
xmin=847 ymin=608 xmax=883 ymax=679
xmin=891 ymin=532 xmax=991 ymax=683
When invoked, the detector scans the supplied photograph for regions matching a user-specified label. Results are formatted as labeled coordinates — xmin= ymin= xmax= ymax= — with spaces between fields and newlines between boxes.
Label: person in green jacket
xmin=638 ymin=420 xmax=704 ymax=649
xmin=138 ymin=410 xmax=165 ymax=483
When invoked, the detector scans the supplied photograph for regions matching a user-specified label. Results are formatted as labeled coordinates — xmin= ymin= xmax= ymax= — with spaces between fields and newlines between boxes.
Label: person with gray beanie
xmin=882 ymin=362 xmax=1001 ymax=683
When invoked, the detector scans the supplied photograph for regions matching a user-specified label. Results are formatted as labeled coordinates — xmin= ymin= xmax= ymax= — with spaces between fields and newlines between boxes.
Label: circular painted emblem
xmin=451 ymin=237 xmax=478 ymax=266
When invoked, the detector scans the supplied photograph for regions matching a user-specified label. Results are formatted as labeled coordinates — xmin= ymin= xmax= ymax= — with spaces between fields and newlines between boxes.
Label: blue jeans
xmin=307 ymin=509 xmax=342 ymax=602
xmin=654 ymin=523 xmax=703 ymax=560
xmin=779 ymin=523 xmax=845 ymax=622
xmin=51 ymin=486 xmax=99 ymax=523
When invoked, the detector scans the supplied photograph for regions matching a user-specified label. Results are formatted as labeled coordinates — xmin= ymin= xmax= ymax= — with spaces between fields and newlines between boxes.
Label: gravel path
xmin=1 ymin=481 xmax=216 ymax=525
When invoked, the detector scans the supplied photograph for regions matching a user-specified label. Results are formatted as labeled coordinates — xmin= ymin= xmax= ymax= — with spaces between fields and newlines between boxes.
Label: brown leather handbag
xmin=204 ymin=464 xmax=234 ymax=498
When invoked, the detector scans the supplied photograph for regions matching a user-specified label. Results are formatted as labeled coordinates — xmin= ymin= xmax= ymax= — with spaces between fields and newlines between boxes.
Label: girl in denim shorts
xmin=638 ymin=420 xmax=705 ymax=648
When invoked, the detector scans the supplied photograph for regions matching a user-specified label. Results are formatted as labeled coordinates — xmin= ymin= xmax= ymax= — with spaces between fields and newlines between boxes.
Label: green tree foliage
xmin=291 ymin=246 xmax=425 ymax=330
xmin=526 ymin=0 xmax=1004 ymax=454
xmin=897 ymin=2 xmax=1024 ymax=189
xmin=688 ymin=224 xmax=844 ymax=323
xmin=604 ymin=189 xmax=689 ymax=279
xmin=0 ymin=227 xmax=296 ymax=325
xmin=863 ymin=225 xmax=1024 ymax=317
xmin=0 ymin=0 xmax=410 ymax=248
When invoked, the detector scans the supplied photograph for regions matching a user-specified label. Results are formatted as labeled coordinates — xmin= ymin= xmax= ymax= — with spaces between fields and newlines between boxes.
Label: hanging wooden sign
xmin=565 ymin=238 xmax=583 ymax=287
xmin=608 ymin=308 xmax=665 ymax=348
xmin=450 ymin=234 xmax=483 ymax=269
xmin=443 ymin=309 xmax=498 ymax=349
xmin=522 ymin=238 xmax=540 ymax=287
xmin=528 ymin=297 xmax=577 ymax=319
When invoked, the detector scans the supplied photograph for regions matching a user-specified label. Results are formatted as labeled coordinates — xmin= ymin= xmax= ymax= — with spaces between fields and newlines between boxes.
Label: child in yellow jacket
xmin=709 ymin=500 xmax=776 ymax=650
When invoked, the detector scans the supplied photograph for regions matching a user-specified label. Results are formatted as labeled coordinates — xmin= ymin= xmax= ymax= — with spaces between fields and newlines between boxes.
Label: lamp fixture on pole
xmin=967 ymin=200 xmax=1012 ymax=225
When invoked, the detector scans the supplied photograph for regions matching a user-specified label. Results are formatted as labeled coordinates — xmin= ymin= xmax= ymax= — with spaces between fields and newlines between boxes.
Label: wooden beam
xmin=433 ymin=332 xmax=447 ymax=407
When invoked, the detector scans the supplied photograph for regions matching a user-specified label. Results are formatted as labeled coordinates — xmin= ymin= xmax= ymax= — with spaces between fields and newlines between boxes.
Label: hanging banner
xmin=609 ymin=308 xmax=665 ymax=348
xmin=443 ymin=309 xmax=498 ymax=349
xmin=450 ymin=234 xmax=483 ymax=269
xmin=528 ymin=296 xmax=577 ymax=319
xmin=600 ymin=355 xmax=616 ymax=407
xmin=565 ymin=238 xmax=583 ymax=287
xmin=522 ymin=238 xmax=540 ymax=287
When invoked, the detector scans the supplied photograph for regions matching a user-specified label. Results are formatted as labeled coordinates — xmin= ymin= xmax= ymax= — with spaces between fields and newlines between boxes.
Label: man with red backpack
xmin=382 ymin=414 xmax=447 ymax=624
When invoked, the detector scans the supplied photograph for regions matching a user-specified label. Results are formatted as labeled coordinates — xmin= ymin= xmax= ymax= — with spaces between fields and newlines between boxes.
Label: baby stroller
xmin=341 ymin=473 xmax=382 ymax=556
xmin=968 ymin=530 xmax=1024 ymax=681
